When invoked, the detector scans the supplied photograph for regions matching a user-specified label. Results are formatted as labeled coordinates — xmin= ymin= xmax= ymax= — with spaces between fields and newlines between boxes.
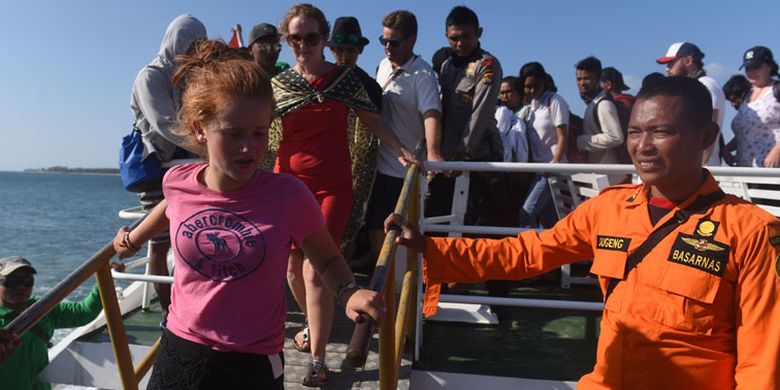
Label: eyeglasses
xmin=1 ymin=274 xmax=34 ymax=289
xmin=379 ymin=36 xmax=404 ymax=48
xmin=334 ymin=34 xmax=360 ymax=45
xmin=258 ymin=41 xmax=282 ymax=53
xmin=286 ymin=33 xmax=322 ymax=47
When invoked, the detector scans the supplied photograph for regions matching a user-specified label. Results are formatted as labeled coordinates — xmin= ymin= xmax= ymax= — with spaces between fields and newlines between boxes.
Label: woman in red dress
xmin=271 ymin=4 xmax=413 ymax=386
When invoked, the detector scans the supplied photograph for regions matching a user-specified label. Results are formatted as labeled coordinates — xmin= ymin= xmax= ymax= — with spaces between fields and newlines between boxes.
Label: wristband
xmin=336 ymin=281 xmax=360 ymax=306
xmin=123 ymin=231 xmax=141 ymax=253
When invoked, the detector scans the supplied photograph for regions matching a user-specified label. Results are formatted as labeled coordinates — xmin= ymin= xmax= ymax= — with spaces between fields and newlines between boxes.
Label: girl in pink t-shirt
xmin=112 ymin=40 xmax=383 ymax=389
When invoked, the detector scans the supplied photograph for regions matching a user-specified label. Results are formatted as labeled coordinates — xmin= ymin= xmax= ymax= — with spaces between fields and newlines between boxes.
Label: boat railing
xmin=2 ymin=217 xmax=148 ymax=389
xmin=346 ymin=155 xmax=422 ymax=389
xmin=413 ymin=161 xmax=780 ymax=360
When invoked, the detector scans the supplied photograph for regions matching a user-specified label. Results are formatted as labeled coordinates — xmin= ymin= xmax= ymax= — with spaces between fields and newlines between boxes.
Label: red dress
xmin=275 ymin=66 xmax=353 ymax=246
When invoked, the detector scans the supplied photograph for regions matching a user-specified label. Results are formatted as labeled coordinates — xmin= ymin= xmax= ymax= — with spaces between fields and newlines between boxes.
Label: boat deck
xmin=72 ymin=271 xmax=600 ymax=388
xmin=80 ymin=275 xmax=412 ymax=389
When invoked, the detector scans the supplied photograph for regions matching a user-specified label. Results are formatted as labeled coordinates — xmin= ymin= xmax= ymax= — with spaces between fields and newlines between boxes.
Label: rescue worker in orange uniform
xmin=387 ymin=76 xmax=780 ymax=389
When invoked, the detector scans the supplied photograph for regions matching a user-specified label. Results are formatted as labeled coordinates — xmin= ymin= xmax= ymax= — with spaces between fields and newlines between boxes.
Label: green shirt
xmin=274 ymin=61 xmax=290 ymax=76
xmin=0 ymin=284 xmax=102 ymax=390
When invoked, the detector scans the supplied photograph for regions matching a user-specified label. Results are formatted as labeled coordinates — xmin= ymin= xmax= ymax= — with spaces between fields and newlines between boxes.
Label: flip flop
xmin=293 ymin=324 xmax=311 ymax=353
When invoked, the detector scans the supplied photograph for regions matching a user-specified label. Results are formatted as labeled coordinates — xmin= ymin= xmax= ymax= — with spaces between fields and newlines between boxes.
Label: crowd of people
xmin=2 ymin=2 xmax=779 ymax=389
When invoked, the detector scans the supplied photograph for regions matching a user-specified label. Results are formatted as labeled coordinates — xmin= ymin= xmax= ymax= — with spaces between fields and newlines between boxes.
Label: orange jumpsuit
xmin=422 ymin=172 xmax=780 ymax=389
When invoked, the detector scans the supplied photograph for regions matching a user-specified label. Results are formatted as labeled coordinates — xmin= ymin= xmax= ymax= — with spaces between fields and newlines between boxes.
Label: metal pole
xmin=96 ymin=264 xmax=138 ymax=390
xmin=437 ymin=294 xmax=604 ymax=311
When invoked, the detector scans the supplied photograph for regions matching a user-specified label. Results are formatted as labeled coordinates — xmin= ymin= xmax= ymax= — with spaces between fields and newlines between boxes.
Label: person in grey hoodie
xmin=129 ymin=14 xmax=206 ymax=323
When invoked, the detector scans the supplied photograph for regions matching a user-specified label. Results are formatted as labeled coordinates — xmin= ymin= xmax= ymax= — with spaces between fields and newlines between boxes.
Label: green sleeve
xmin=49 ymin=284 xmax=103 ymax=329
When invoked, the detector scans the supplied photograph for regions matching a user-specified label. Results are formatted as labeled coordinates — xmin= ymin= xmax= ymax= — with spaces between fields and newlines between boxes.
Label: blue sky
xmin=0 ymin=0 xmax=777 ymax=171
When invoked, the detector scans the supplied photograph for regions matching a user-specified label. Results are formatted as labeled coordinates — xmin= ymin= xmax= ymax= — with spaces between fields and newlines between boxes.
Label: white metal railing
xmin=115 ymin=158 xmax=197 ymax=308
xmin=424 ymin=161 xmax=780 ymax=177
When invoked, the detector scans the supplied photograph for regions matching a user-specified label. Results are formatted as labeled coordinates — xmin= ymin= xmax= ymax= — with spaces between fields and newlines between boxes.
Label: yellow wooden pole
xmin=379 ymin=259 xmax=396 ymax=389
xmin=393 ymin=176 xmax=420 ymax=381
xmin=95 ymin=264 xmax=138 ymax=390
xmin=134 ymin=337 xmax=161 ymax=383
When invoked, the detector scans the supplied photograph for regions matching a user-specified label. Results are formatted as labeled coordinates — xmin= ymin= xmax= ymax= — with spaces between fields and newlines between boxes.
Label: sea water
xmin=0 ymin=171 xmax=139 ymax=343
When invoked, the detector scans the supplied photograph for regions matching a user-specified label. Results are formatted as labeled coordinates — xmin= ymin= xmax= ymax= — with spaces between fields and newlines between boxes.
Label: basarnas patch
xmin=668 ymin=232 xmax=729 ymax=276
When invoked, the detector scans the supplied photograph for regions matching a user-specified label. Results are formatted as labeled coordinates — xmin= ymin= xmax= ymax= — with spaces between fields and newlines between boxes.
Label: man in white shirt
xmin=575 ymin=57 xmax=625 ymax=170
xmin=360 ymin=10 xmax=443 ymax=266
xmin=657 ymin=41 xmax=726 ymax=166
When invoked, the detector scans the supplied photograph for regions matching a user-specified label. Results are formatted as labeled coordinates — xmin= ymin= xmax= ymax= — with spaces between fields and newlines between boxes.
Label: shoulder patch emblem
xmin=466 ymin=62 xmax=477 ymax=75
xmin=770 ymin=236 xmax=780 ymax=247
xmin=695 ymin=219 xmax=719 ymax=237
xmin=596 ymin=235 xmax=631 ymax=252
xmin=481 ymin=58 xmax=495 ymax=69
xmin=481 ymin=71 xmax=494 ymax=85
xmin=668 ymin=233 xmax=729 ymax=276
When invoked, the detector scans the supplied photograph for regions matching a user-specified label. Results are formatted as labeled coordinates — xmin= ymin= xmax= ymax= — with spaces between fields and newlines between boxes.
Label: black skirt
xmin=146 ymin=329 xmax=284 ymax=389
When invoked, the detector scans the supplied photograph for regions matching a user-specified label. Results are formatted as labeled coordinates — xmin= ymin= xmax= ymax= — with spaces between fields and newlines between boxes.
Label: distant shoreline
xmin=22 ymin=167 xmax=120 ymax=176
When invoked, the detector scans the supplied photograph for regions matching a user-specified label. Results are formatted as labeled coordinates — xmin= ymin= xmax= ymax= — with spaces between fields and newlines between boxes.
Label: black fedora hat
xmin=327 ymin=16 xmax=369 ymax=47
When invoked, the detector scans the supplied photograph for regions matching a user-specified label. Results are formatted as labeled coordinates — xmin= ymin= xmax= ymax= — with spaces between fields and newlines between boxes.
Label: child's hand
xmin=345 ymin=289 xmax=385 ymax=324
xmin=113 ymin=226 xmax=138 ymax=259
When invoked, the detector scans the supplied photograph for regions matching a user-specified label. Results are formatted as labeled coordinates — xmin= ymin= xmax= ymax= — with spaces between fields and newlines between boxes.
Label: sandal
xmin=293 ymin=324 xmax=311 ymax=353
xmin=302 ymin=359 xmax=328 ymax=387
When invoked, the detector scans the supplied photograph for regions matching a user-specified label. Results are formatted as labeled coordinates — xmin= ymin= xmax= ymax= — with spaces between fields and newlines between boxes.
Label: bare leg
xmin=148 ymin=242 xmax=171 ymax=318
xmin=287 ymin=249 xmax=307 ymax=315
xmin=303 ymin=257 xmax=334 ymax=363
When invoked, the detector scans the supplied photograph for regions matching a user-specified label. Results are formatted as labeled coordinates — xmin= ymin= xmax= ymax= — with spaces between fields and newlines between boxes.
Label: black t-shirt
xmin=353 ymin=66 xmax=383 ymax=112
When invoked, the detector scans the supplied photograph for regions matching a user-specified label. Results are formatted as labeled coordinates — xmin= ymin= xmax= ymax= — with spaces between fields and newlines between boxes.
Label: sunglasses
xmin=334 ymin=34 xmax=360 ymax=45
xmin=2 ymin=274 xmax=34 ymax=289
xmin=286 ymin=33 xmax=322 ymax=47
xmin=379 ymin=36 xmax=404 ymax=48
xmin=258 ymin=41 xmax=282 ymax=53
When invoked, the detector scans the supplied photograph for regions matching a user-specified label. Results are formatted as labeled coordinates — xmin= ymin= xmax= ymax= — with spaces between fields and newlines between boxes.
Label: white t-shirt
xmin=376 ymin=55 xmax=442 ymax=178
xmin=732 ymin=87 xmax=780 ymax=167
xmin=520 ymin=91 xmax=569 ymax=163
xmin=698 ymin=75 xmax=726 ymax=166
xmin=495 ymin=106 xmax=529 ymax=162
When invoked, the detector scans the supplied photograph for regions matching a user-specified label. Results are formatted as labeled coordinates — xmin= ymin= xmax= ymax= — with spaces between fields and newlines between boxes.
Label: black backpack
xmin=593 ymin=94 xmax=632 ymax=164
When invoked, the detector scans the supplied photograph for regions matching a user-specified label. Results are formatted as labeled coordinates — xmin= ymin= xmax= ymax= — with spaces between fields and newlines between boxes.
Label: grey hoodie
xmin=130 ymin=14 xmax=206 ymax=162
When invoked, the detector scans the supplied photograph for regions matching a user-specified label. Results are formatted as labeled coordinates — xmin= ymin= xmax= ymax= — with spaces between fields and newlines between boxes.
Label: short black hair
xmin=641 ymin=72 xmax=665 ymax=89
xmin=445 ymin=6 xmax=479 ymax=29
xmin=637 ymin=76 xmax=712 ymax=127
xmin=501 ymin=76 xmax=522 ymax=94
xmin=723 ymin=74 xmax=751 ymax=102
xmin=576 ymin=56 xmax=602 ymax=77
xmin=519 ymin=61 xmax=557 ymax=92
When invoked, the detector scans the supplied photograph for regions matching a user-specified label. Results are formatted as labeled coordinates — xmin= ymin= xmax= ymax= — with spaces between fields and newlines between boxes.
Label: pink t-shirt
xmin=162 ymin=163 xmax=324 ymax=355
